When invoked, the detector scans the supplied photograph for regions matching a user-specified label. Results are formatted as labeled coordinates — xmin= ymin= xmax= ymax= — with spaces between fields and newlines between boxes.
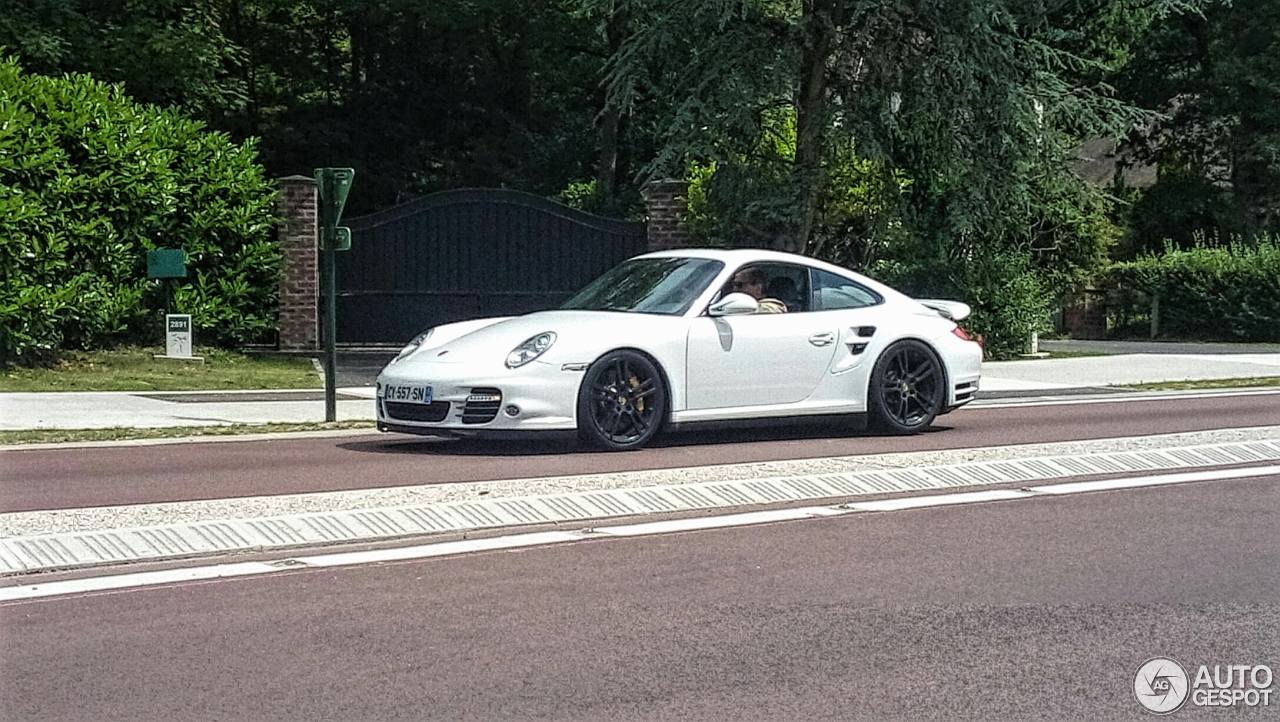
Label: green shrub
xmin=1105 ymin=234 xmax=1280 ymax=342
xmin=0 ymin=56 xmax=279 ymax=366
xmin=872 ymin=251 xmax=1052 ymax=360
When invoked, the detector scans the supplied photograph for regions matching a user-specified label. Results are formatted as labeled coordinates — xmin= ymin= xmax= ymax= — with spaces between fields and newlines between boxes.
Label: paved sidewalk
xmin=1 ymin=343 xmax=1277 ymax=431
xmin=0 ymin=388 xmax=377 ymax=431
xmin=1039 ymin=339 xmax=1280 ymax=356
xmin=981 ymin=351 xmax=1280 ymax=392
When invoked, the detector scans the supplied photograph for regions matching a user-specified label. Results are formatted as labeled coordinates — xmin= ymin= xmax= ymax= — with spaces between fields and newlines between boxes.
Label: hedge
xmin=0 ymin=56 xmax=279 ymax=366
xmin=1105 ymin=234 xmax=1280 ymax=342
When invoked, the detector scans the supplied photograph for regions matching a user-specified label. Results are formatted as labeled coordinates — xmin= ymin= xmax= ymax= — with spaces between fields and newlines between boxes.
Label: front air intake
xmin=384 ymin=400 xmax=451 ymax=423
xmin=461 ymin=387 xmax=503 ymax=424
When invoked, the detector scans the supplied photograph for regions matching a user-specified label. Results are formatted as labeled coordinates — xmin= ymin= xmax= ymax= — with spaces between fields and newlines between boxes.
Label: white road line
xmin=840 ymin=489 xmax=1030 ymax=511
xmin=299 ymin=531 xmax=581 ymax=567
xmin=971 ymin=387 xmax=1280 ymax=408
xmin=4 ymin=464 xmax=1277 ymax=604
xmin=594 ymin=507 xmax=841 ymax=537
xmin=0 ymin=562 xmax=276 ymax=601
xmin=1026 ymin=464 xmax=1280 ymax=494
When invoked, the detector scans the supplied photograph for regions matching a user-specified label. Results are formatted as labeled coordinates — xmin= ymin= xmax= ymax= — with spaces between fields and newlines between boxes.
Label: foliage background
xmin=0 ymin=56 xmax=278 ymax=366
xmin=1 ymin=0 xmax=1278 ymax=359
xmin=1 ymin=0 xmax=638 ymax=217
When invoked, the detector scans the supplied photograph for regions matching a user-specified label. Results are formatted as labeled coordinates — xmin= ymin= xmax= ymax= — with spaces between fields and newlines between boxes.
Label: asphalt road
xmin=2 ymin=392 xmax=1278 ymax=512
xmin=3 ymin=473 xmax=1276 ymax=721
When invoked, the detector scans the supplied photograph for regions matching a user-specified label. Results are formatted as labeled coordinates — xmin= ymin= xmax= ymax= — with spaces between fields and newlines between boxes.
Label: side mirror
xmin=708 ymin=292 xmax=759 ymax=316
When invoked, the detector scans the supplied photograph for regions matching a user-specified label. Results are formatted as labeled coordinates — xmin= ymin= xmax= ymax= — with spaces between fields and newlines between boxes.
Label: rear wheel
xmin=868 ymin=340 xmax=945 ymax=433
xmin=577 ymin=350 xmax=667 ymax=450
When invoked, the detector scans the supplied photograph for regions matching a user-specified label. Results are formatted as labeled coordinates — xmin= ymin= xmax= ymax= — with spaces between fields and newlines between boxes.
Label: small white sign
xmin=166 ymin=314 xmax=192 ymax=358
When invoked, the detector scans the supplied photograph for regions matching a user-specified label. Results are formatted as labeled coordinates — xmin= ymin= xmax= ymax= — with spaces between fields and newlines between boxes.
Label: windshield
xmin=561 ymin=257 xmax=725 ymax=315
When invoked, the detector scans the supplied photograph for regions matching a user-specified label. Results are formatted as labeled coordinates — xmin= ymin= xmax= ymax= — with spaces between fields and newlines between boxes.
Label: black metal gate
xmin=337 ymin=189 xmax=647 ymax=344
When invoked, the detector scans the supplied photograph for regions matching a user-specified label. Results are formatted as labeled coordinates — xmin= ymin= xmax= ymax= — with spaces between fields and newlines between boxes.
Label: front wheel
xmin=868 ymin=340 xmax=945 ymax=434
xmin=577 ymin=350 xmax=667 ymax=450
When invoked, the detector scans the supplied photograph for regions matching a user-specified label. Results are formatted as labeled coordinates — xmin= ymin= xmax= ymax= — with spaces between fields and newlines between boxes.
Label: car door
xmin=685 ymin=265 xmax=838 ymax=410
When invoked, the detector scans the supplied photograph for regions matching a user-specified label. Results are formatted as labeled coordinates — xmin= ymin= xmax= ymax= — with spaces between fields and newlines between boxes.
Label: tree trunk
xmin=792 ymin=0 xmax=839 ymax=254
xmin=597 ymin=102 xmax=621 ymax=198
xmin=596 ymin=4 xmax=631 ymax=199
xmin=1226 ymin=0 xmax=1277 ymax=236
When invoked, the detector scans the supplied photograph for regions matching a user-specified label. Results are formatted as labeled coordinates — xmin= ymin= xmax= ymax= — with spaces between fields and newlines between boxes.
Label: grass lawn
xmin=987 ymin=350 xmax=1112 ymax=361
xmin=0 ymin=347 xmax=321 ymax=392
xmin=0 ymin=421 xmax=377 ymax=447
xmin=1122 ymin=376 xmax=1280 ymax=391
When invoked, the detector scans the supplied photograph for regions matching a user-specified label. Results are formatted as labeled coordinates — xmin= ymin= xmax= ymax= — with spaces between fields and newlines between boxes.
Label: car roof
xmin=638 ymin=247 xmax=911 ymax=305
xmin=641 ymin=247 xmax=808 ymax=263
xmin=639 ymin=247 xmax=868 ymax=278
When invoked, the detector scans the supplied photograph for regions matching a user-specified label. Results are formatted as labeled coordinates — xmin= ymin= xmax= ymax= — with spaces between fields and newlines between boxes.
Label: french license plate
xmin=382 ymin=384 xmax=433 ymax=404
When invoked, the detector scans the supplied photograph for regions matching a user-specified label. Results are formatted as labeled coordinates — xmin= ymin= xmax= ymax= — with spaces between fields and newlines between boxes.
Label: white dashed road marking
xmin=3 ymin=463 xmax=1276 ymax=603
xmin=4 ymin=437 xmax=1280 ymax=576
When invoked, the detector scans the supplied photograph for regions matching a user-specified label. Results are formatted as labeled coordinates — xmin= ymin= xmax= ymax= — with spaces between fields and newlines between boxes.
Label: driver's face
xmin=731 ymin=274 xmax=763 ymax=299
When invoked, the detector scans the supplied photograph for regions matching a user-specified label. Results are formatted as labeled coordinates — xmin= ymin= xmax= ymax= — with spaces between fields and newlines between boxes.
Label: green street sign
xmin=314 ymin=167 xmax=355 ymax=228
xmin=146 ymin=248 xmax=186 ymax=279
xmin=314 ymin=167 xmax=356 ymax=422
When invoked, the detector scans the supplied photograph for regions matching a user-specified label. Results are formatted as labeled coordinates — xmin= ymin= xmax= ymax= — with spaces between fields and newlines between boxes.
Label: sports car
xmin=376 ymin=248 xmax=982 ymax=450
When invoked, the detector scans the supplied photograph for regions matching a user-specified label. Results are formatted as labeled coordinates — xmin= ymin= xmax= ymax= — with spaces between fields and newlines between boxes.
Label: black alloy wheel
xmin=577 ymin=350 xmax=667 ymax=450
xmin=868 ymin=339 xmax=945 ymax=433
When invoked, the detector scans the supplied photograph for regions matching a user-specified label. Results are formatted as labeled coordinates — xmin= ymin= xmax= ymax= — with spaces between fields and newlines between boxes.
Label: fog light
xmin=504 ymin=404 xmax=520 ymax=417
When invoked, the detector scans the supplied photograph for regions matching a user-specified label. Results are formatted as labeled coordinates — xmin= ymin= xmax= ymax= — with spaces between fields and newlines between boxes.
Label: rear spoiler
xmin=916 ymin=299 xmax=971 ymax=322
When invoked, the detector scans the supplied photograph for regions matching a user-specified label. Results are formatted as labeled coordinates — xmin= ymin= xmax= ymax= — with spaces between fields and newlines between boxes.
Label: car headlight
xmin=389 ymin=328 xmax=434 ymax=364
xmin=506 ymin=332 xmax=556 ymax=369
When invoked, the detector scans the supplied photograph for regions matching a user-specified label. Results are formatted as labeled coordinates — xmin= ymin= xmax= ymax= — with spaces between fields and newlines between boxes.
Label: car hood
xmin=392 ymin=309 xmax=685 ymax=370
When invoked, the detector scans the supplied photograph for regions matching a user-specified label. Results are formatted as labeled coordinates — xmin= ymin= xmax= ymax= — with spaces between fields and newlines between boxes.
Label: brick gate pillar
xmin=276 ymin=175 xmax=319 ymax=350
xmin=641 ymin=179 xmax=692 ymax=251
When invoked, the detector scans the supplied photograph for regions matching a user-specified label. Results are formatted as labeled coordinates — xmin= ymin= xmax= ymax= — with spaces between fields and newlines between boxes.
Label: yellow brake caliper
xmin=629 ymin=376 xmax=644 ymax=411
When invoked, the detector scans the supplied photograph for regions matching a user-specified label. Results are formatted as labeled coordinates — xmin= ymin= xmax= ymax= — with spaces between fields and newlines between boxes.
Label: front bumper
xmin=375 ymin=360 xmax=583 ymax=433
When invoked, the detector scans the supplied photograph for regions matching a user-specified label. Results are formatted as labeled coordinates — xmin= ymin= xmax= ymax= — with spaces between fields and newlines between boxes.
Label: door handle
xmin=808 ymin=332 xmax=835 ymax=347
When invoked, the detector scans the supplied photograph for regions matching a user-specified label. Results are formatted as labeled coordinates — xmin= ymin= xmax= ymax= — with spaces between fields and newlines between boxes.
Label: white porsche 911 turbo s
xmin=376 ymin=248 xmax=982 ymax=450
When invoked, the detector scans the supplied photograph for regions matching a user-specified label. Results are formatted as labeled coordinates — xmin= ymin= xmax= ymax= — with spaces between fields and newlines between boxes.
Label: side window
xmin=719 ymin=263 xmax=811 ymax=312
xmin=760 ymin=264 xmax=809 ymax=313
xmin=810 ymin=269 xmax=882 ymax=311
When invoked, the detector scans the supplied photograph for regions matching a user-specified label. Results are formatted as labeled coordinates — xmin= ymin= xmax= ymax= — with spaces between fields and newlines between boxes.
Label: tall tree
xmin=1115 ymin=0 xmax=1280 ymax=250
xmin=606 ymin=0 xmax=1204 ymax=355
xmin=2 ymin=0 xmax=619 ymax=214
xmin=608 ymin=0 xmax=1190 ymax=251
xmin=0 ymin=0 xmax=249 ymax=115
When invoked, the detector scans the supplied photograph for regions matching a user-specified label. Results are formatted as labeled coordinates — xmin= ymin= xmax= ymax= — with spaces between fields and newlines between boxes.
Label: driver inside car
xmin=728 ymin=267 xmax=787 ymax=314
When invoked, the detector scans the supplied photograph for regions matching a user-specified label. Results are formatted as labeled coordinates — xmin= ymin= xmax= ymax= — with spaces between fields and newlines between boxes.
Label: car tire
xmin=868 ymin=339 xmax=945 ymax=434
xmin=577 ymin=350 xmax=667 ymax=450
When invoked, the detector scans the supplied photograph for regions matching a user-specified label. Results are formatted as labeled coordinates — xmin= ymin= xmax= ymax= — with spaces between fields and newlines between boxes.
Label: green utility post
xmin=314 ymin=167 xmax=355 ymax=422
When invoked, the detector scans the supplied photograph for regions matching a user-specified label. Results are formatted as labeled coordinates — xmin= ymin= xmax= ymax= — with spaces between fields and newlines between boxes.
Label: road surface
xmin=3 ymin=393 xmax=1279 ymax=512
xmin=2 ymin=472 xmax=1276 ymax=720
xmin=2 ymin=392 xmax=1278 ymax=720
